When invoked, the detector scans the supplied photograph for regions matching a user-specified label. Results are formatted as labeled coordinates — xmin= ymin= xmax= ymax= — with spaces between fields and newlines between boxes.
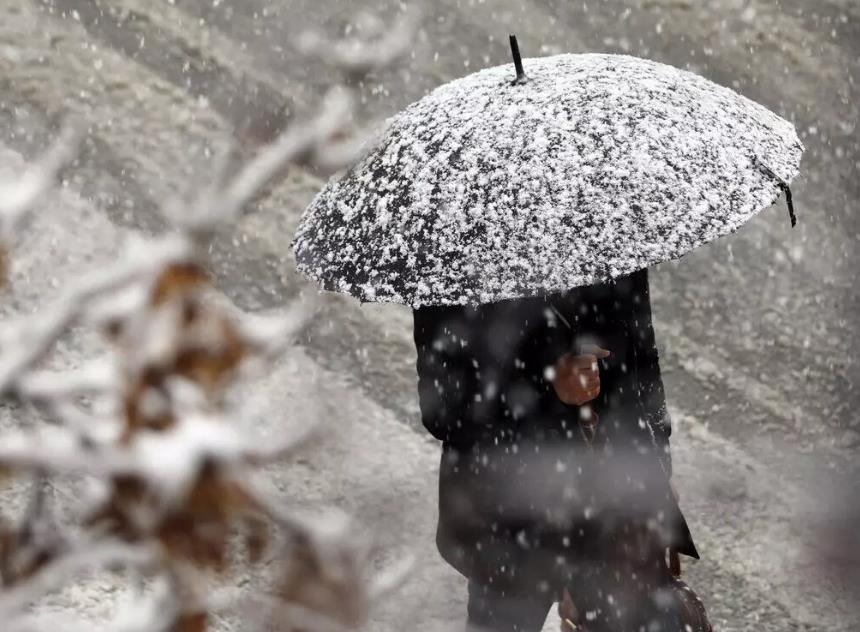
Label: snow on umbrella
xmin=293 ymin=36 xmax=804 ymax=307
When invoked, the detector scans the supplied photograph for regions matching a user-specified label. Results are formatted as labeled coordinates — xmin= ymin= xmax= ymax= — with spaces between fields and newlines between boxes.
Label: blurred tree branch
xmin=0 ymin=9 xmax=416 ymax=632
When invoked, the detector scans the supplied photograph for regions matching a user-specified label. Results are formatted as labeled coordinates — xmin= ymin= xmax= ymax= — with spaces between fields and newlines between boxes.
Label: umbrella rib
xmin=752 ymin=155 xmax=798 ymax=227
xmin=549 ymin=304 xmax=572 ymax=330
xmin=783 ymin=184 xmax=797 ymax=228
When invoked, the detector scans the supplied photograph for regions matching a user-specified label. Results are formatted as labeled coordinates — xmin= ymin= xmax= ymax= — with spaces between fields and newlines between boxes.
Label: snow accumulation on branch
xmin=0 ymin=12 xmax=415 ymax=632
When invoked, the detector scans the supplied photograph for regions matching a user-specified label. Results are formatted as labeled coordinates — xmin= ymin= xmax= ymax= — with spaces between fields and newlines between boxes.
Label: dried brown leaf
xmin=276 ymin=535 xmax=368 ymax=629
xmin=157 ymin=465 xmax=255 ymax=570
xmin=151 ymin=263 xmax=209 ymax=305
xmin=0 ymin=524 xmax=64 ymax=588
xmin=85 ymin=474 xmax=151 ymax=541
xmin=173 ymin=313 xmax=248 ymax=393
xmin=243 ymin=515 xmax=270 ymax=564
xmin=122 ymin=376 xmax=176 ymax=439
xmin=169 ymin=610 xmax=208 ymax=632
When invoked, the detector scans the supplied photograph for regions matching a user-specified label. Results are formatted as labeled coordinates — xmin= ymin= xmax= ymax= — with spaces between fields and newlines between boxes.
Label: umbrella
xmin=293 ymin=36 xmax=804 ymax=307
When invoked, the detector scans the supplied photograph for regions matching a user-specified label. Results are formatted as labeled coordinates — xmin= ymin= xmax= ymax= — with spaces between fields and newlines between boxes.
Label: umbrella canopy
xmin=294 ymin=45 xmax=803 ymax=307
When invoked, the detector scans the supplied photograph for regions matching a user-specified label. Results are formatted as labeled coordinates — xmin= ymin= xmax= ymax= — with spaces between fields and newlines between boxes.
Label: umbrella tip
xmin=752 ymin=155 xmax=797 ymax=228
xmin=783 ymin=183 xmax=797 ymax=228
xmin=508 ymin=34 xmax=528 ymax=85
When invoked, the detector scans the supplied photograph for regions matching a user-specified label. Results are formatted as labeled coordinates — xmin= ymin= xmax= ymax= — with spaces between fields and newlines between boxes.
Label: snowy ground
xmin=0 ymin=0 xmax=858 ymax=630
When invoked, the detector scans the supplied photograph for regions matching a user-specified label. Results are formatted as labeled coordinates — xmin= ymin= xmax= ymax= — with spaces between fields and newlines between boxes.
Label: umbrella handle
xmin=578 ymin=406 xmax=598 ymax=447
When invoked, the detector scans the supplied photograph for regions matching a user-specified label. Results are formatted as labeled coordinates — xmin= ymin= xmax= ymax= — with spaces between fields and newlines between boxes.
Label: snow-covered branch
xmin=299 ymin=10 xmax=419 ymax=78
xmin=0 ymin=125 xmax=82 ymax=241
xmin=0 ymin=11 xmax=415 ymax=632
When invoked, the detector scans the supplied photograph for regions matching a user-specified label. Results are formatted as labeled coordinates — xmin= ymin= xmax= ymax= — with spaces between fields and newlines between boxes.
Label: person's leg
xmin=466 ymin=580 xmax=554 ymax=632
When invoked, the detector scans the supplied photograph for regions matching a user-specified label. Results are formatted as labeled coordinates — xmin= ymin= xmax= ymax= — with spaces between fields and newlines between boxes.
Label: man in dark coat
xmin=413 ymin=269 xmax=703 ymax=632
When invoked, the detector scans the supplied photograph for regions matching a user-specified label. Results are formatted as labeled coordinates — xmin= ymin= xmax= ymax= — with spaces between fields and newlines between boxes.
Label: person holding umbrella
xmin=294 ymin=36 xmax=802 ymax=631
xmin=413 ymin=268 xmax=701 ymax=632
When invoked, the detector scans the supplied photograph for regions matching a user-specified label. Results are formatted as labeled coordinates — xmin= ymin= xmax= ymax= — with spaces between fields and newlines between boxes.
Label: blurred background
xmin=0 ymin=1 xmax=857 ymax=630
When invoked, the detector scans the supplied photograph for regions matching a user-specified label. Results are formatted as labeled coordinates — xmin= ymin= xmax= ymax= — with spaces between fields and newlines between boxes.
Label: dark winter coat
xmin=413 ymin=269 xmax=698 ymax=589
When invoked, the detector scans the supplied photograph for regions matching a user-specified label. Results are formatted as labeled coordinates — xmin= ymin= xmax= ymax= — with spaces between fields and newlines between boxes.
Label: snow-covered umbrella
xmin=293 ymin=36 xmax=804 ymax=307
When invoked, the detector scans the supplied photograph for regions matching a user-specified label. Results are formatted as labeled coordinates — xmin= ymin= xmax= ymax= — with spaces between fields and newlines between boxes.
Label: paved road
xmin=0 ymin=0 xmax=858 ymax=630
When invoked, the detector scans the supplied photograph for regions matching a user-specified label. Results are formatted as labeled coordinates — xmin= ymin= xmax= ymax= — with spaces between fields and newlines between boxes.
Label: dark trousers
xmin=465 ymin=553 xmax=693 ymax=632
xmin=466 ymin=581 xmax=554 ymax=632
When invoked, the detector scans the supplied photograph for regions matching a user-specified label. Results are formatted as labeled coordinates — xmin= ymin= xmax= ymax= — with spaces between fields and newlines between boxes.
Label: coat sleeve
xmin=632 ymin=271 xmax=673 ymax=476
xmin=412 ymin=307 xmax=495 ymax=445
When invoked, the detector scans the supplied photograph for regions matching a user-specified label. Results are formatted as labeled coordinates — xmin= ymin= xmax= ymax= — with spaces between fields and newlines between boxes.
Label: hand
xmin=551 ymin=345 xmax=611 ymax=406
